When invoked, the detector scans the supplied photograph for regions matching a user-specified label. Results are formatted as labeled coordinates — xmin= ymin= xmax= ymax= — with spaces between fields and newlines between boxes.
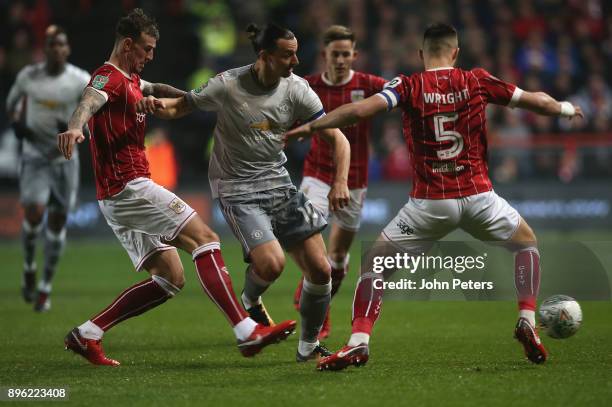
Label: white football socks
xmin=233 ymin=317 xmax=258 ymax=341
xmin=78 ymin=320 xmax=104 ymax=340
xmin=347 ymin=332 xmax=370 ymax=347
xmin=519 ymin=310 xmax=536 ymax=327
xmin=298 ymin=340 xmax=319 ymax=357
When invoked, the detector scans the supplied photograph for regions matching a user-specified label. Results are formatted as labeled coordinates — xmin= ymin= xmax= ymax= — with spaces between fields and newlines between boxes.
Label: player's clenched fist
xmin=57 ymin=129 xmax=85 ymax=160
xmin=136 ymin=95 xmax=165 ymax=114
xmin=328 ymin=182 xmax=350 ymax=211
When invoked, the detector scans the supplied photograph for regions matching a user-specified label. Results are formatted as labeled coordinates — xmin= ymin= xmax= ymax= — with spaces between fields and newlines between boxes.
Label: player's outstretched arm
xmin=58 ymin=87 xmax=106 ymax=160
xmin=319 ymin=128 xmax=350 ymax=210
xmin=516 ymin=91 xmax=583 ymax=119
xmin=141 ymin=80 xmax=186 ymax=98
xmin=137 ymin=95 xmax=193 ymax=119
xmin=284 ymin=95 xmax=388 ymax=142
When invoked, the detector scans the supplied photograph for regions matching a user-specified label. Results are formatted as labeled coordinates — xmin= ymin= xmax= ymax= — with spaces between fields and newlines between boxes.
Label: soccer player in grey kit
xmin=139 ymin=23 xmax=351 ymax=361
xmin=6 ymin=25 xmax=90 ymax=312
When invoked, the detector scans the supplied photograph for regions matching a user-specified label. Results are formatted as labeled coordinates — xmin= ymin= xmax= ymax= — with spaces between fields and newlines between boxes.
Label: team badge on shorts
xmin=169 ymin=198 xmax=186 ymax=214
xmin=251 ymin=229 xmax=263 ymax=240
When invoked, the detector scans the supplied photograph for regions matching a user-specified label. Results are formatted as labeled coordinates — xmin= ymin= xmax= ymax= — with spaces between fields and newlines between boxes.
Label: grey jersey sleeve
xmin=185 ymin=74 xmax=226 ymax=112
xmin=6 ymin=67 xmax=28 ymax=115
xmin=293 ymin=82 xmax=325 ymax=123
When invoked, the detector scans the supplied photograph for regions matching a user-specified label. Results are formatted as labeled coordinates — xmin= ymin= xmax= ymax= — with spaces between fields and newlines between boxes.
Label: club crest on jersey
xmin=92 ymin=75 xmax=109 ymax=90
xmin=351 ymin=90 xmax=365 ymax=102
xmin=169 ymin=198 xmax=186 ymax=214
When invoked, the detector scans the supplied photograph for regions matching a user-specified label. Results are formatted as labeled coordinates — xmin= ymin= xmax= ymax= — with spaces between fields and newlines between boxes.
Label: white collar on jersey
xmin=321 ymin=70 xmax=354 ymax=86
xmin=426 ymin=67 xmax=454 ymax=71
xmin=104 ymin=61 xmax=132 ymax=79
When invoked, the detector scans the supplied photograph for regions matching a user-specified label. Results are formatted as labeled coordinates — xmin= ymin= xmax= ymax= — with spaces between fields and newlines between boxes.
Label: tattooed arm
xmin=58 ymin=87 xmax=106 ymax=160
xmin=140 ymin=80 xmax=186 ymax=98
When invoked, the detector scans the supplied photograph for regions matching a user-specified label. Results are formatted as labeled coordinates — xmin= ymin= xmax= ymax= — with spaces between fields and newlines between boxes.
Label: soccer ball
xmin=538 ymin=295 xmax=582 ymax=339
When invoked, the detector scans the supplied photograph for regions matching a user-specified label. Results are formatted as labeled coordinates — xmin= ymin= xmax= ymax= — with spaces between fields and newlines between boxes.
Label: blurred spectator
xmin=145 ymin=127 xmax=179 ymax=191
xmin=491 ymin=109 xmax=532 ymax=183
xmin=381 ymin=119 xmax=411 ymax=181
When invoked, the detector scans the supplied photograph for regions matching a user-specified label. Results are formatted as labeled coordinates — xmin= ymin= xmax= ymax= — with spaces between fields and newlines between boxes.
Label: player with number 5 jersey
xmin=286 ymin=22 xmax=584 ymax=371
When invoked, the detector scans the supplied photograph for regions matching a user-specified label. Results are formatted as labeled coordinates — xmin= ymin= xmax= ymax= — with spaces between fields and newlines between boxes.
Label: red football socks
xmin=193 ymin=242 xmax=249 ymax=326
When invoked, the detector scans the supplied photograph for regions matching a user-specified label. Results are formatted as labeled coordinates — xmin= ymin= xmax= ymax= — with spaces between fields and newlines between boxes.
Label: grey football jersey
xmin=6 ymin=63 xmax=90 ymax=162
xmin=186 ymin=65 xmax=324 ymax=198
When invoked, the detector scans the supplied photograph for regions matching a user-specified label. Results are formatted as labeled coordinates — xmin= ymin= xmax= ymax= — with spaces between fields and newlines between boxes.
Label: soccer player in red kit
xmin=292 ymin=25 xmax=386 ymax=339
xmin=286 ymin=23 xmax=583 ymax=370
xmin=57 ymin=9 xmax=295 ymax=366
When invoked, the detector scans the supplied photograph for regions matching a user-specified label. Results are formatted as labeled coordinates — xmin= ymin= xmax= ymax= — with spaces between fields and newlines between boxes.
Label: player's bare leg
xmin=241 ymin=240 xmax=285 ymax=326
xmin=294 ymin=223 xmax=356 ymax=338
xmin=318 ymin=235 xmax=419 ymax=371
xmin=34 ymin=210 xmax=68 ymax=312
xmin=507 ymin=217 xmax=547 ymax=364
xmin=21 ymin=204 xmax=45 ymax=304
xmin=170 ymin=216 xmax=295 ymax=356
xmin=66 ymin=250 xmax=184 ymax=366
xmin=289 ymin=233 xmax=333 ymax=361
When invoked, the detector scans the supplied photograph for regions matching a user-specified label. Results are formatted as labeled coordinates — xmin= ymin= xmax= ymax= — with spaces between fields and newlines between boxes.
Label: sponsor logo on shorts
xmin=397 ymin=219 xmax=414 ymax=235
xmin=169 ymin=198 xmax=186 ymax=214
xmin=251 ymin=229 xmax=263 ymax=240
xmin=221 ymin=266 xmax=229 ymax=275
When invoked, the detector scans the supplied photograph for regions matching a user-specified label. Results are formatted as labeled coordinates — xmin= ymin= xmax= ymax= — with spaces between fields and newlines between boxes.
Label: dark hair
xmin=323 ymin=25 xmax=355 ymax=46
xmin=246 ymin=23 xmax=295 ymax=53
xmin=116 ymin=8 xmax=159 ymax=41
xmin=423 ymin=22 xmax=458 ymax=54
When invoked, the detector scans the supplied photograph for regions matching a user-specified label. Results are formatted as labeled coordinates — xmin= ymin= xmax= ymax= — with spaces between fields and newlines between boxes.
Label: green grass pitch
xmin=1 ymin=233 xmax=611 ymax=406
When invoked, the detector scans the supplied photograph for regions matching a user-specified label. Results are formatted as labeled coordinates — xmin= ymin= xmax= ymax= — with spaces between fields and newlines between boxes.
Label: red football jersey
xmin=303 ymin=71 xmax=386 ymax=189
xmin=87 ymin=62 xmax=150 ymax=199
xmin=378 ymin=67 xmax=522 ymax=199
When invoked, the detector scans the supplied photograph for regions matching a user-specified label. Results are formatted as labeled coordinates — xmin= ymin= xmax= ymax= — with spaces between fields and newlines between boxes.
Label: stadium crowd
xmin=1 ymin=0 xmax=610 ymax=186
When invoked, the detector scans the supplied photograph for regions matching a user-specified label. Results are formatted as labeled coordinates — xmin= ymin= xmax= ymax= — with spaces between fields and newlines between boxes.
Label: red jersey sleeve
xmin=471 ymin=68 xmax=522 ymax=107
xmin=376 ymin=75 xmax=410 ymax=111
xmin=88 ymin=67 xmax=127 ymax=103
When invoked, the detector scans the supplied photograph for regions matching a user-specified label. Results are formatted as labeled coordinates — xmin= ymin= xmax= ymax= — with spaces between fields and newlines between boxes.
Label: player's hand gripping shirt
xmin=87 ymin=62 xmax=150 ymax=200
xmin=303 ymin=71 xmax=386 ymax=189
xmin=186 ymin=65 xmax=325 ymax=198
xmin=6 ymin=63 xmax=90 ymax=162
xmin=377 ymin=67 xmax=522 ymax=199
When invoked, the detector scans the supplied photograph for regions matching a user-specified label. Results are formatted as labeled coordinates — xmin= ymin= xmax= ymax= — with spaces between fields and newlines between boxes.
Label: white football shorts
xmin=98 ymin=177 xmax=196 ymax=270
xmin=382 ymin=190 xmax=520 ymax=253
xmin=300 ymin=176 xmax=367 ymax=231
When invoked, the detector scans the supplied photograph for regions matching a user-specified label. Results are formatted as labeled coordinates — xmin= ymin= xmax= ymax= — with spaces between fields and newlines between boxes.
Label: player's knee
xmin=47 ymin=212 xmax=67 ymax=232
xmin=24 ymin=207 xmax=44 ymax=226
xmin=309 ymin=256 xmax=332 ymax=283
xmin=193 ymin=224 xmax=219 ymax=245
xmin=509 ymin=220 xmax=538 ymax=251
xmin=253 ymin=253 xmax=285 ymax=281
